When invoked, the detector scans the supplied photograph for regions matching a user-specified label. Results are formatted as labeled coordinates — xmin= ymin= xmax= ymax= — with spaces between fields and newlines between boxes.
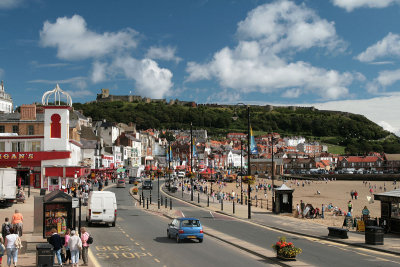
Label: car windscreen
xmin=144 ymin=181 xmax=151 ymax=185
xmin=180 ymin=220 xmax=200 ymax=227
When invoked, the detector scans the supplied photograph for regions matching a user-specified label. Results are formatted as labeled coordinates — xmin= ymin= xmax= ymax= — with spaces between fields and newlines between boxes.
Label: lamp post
xmin=190 ymin=122 xmax=194 ymax=201
xmin=271 ymin=137 xmax=277 ymax=213
xmin=240 ymin=139 xmax=243 ymax=205
xmin=232 ymin=104 xmax=251 ymax=219
xmin=168 ymin=140 xmax=171 ymax=191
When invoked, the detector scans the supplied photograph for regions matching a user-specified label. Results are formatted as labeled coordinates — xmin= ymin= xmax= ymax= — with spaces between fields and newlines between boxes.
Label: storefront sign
xmin=0 ymin=151 xmax=70 ymax=161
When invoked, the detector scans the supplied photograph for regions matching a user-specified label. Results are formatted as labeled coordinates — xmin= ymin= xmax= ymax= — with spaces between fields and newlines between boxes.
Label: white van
xmin=86 ymin=191 xmax=117 ymax=227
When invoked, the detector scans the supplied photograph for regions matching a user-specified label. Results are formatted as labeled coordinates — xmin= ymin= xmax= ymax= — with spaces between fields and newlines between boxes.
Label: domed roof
xmin=42 ymin=84 xmax=72 ymax=107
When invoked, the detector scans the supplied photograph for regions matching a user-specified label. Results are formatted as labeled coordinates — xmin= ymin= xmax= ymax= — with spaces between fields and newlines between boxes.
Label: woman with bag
xmin=67 ymin=230 xmax=82 ymax=267
xmin=80 ymin=227 xmax=90 ymax=266
xmin=5 ymin=228 xmax=19 ymax=267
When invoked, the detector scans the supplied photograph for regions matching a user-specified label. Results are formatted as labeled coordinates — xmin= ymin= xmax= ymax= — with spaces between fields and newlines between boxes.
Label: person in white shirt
xmin=67 ymin=230 xmax=82 ymax=267
xmin=5 ymin=228 xmax=19 ymax=267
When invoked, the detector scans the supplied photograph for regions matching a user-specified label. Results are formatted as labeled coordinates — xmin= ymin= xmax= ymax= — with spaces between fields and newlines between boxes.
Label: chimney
xmin=20 ymin=104 xmax=37 ymax=121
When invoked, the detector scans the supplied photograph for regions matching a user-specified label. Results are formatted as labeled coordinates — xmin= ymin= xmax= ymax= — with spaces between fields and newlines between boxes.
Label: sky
xmin=1 ymin=0 xmax=400 ymax=134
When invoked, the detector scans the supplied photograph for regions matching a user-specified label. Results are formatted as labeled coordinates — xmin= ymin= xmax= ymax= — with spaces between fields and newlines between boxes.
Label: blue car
xmin=167 ymin=217 xmax=203 ymax=243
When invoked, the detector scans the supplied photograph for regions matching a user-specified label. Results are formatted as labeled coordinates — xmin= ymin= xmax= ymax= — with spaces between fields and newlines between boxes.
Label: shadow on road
xmin=154 ymin=237 xmax=201 ymax=244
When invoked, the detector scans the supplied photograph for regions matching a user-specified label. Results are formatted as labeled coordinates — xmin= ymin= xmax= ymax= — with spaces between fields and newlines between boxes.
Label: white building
xmin=0 ymin=81 xmax=13 ymax=113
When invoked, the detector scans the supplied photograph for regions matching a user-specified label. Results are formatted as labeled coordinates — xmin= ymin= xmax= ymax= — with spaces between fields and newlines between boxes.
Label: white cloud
xmin=186 ymin=0 xmax=352 ymax=100
xmin=0 ymin=0 xmax=24 ymax=9
xmin=28 ymin=76 xmax=87 ymax=91
xmin=65 ymin=89 xmax=93 ymax=98
xmin=91 ymin=61 xmax=108 ymax=83
xmin=40 ymin=15 xmax=138 ymax=60
xmin=356 ymin=33 xmax=400 ymax=62
xmin=332 ymin=0 xmax=400 ymax=12
xmin=146 ymin=46 xmax=182 ymax=63
xmin=237 ymin=0 xmax=345 ymax=53
xmin=282 ymin=88 xmax=301 ymax=98
xmin=112 ymin=56 xmax=173 ymax=98
xmin=366 ymin=68 xmax=400 ymax=93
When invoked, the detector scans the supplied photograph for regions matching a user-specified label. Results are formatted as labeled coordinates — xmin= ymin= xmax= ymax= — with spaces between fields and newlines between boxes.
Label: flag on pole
xmin=250 ymin=126 xmax=258 ymax=155
xmin=192 ymin=138 xmax=198 ymax=158
xmin=169 ymin=145 xmax=173 ymax=161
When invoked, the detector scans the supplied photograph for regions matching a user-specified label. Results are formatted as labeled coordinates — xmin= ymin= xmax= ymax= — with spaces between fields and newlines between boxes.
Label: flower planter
xmin=277 ymin=252 xmax=296 ymax=261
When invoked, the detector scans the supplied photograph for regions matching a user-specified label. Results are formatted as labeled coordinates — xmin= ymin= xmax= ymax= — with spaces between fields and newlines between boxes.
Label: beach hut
xmin=374 ymin=189 xmax=400 ymax=233
xmin=274 ymin=184 xmax=294 ymax=214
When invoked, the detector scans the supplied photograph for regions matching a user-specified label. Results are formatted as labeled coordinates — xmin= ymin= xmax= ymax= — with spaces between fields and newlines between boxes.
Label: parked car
xmin=117 ymin=178 xmax=126 ymax=188
xmin=167 ymin=217 xmax=203 ymax=243
xmin=142 ymin=180 xmax=153 ymax=190
xmin=129 ymin=176 xmax=138 ymax=184
xmin=86 ymin=191 xmax=117 ymax=227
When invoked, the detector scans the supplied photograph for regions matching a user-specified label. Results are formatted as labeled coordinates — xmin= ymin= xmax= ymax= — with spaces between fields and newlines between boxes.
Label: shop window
xmin=50 ymin=114 xmax=61 ymax=138
xmin=27 ymin=141 xmax=41 ymax=152
xmin=51 ymin=178 xmax=59 ymax=185
xmin=12 ymin=125 xmax=18 ymax=134
xmin=392 ymin=203 xmax=400 ymax=219
xmin=0 ymin=126 xmax=4 ymax=133
xmin=0 ymin=142 xmax=4 ymax=152
xmin=12 ymin=142 xmax=24 ymax=152
xmin=28 ymin=125 xmax=34 ymax=135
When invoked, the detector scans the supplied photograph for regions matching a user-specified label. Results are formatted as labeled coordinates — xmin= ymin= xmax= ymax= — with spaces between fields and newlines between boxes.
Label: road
xmin=139 ymin=178 xmax=400 ymax=267
xmin=87 ymin=183 xmax=278 ymax=267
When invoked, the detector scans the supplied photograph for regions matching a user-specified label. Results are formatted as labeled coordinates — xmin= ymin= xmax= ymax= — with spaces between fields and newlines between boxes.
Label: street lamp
xmin=271 ymin=137 xmax=278 ymax=213
xmin=232 ymin=104 xmax=251 ymax=219
xmin=240 ymin=139 xmax=243 ymax=205
xmin=190 ymin=122 xmax=194 ymax=201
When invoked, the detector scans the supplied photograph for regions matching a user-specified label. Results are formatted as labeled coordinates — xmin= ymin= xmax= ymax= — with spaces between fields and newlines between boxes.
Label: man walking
xmin=11 ymin=210 xmax=23 ymax=237
xmin=48 ymin=228 xmax=63 ymax=267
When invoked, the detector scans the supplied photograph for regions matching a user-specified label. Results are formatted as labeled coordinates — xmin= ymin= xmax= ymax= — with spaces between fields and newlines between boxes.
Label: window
xmin=12 ymin=142 xmax=24 ymax=152
xmin=392 ymin=203 xmax=400 ymax=219
xmin=0 ymin=142 xmax=4 ymax=152
xmin=27 ymin=141 xmax=41 ymax=152
xmin=28 ymin=125 xmax=34 ymax=135
xmin=0 ymin=126 xmax=4 ymax=133
xmin=12 ymin=125 xmax=18 ymax=134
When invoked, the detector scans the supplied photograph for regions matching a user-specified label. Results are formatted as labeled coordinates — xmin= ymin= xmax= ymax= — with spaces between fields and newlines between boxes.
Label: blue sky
xmin=1 ymin=0 xmax=400 ymax=134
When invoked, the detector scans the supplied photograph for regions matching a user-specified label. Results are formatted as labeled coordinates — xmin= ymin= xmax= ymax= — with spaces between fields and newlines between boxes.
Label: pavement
xmin=159 ymin=184 xmax=400 ymax=257
xmin=0 ymin=187 xmax=97 ymax=267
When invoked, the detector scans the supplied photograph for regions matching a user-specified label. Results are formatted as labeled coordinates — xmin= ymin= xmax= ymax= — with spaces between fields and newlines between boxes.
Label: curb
xmin=161 ymin=186 xmax=400 ymax=257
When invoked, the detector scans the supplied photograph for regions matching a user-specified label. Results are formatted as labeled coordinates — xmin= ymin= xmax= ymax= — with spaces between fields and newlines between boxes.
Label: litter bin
xmin=365 ymin=226 xmax=384 ymax=245
xmin=36 ymin=243 xmax=54 ymax=267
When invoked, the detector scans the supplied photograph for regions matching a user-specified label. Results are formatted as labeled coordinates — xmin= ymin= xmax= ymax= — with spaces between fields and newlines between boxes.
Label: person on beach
xmin=348 ymin=201 xmax=353 ymax=214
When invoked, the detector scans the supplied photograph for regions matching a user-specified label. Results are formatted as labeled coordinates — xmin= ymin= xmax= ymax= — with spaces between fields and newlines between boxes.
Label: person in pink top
xmin=80 ymin=227 xmax=90 ymax=266
xmin=64 ymin=229 xmax=71 ymax=265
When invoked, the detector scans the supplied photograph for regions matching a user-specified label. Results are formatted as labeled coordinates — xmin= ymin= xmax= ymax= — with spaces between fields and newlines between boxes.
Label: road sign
xmin=72 ymin=198 xmax=79 ymax=208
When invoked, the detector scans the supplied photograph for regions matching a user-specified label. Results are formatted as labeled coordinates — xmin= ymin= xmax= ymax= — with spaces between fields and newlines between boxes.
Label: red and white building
xmin=0 ymin=85 xmax=89 ymax=190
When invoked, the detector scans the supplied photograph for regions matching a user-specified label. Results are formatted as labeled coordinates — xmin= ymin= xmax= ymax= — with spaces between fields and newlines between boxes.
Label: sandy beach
xmin=200 ymin=177 xmax=399 ymax=227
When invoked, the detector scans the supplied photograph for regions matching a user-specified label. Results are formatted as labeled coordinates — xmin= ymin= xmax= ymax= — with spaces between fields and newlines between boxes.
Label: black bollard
xmin=198 ymin=193 xmax=200 ymax=203
xmin=150 ymin=193 xmax=152 ymax=204
xmin=161 ymin=196 xmax=163 ymax=206
xmin=146 ymin=198 xmax=149 ymax=209
xmin=143 ymin=196 xmax=145 ymax=208
xmin=221 ymin=199 xmax=223 ymax=211
xmin=158 ymin=198 xmax=160 ymax=209
xmin=233 ymin=201 xmax=235 ymax=214
xmin=165 ymin=197 xmax=168 ymax=208
xmin=170 ymin=198 xmax=172 ymax=210
xmin=139 ymin=195 xmax=141 ymax=206
xmin=207 ymin=195 xmax=209 ymax=207
xmin=261 ymin=199 xmax=263 ymax=209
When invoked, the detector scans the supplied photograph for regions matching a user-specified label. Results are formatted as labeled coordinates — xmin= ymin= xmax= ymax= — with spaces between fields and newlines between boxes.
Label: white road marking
xmin=210 ymin=211 xmax=214 ymax=219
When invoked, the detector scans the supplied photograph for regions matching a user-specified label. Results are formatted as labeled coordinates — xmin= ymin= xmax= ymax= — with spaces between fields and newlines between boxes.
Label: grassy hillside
xmin=73 ymin=101 xmax=400 ymax=154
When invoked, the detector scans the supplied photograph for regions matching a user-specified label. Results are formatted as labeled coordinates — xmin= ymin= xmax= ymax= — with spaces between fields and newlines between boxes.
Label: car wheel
xmin=198 ymin=238 xmax=203 ymax=243
xmin=112 ymin=221 xmax=116 ymax=227
xmin=88 ymin=221 xmax=92 ymax=227
xmin=176 ymin=235 xmax=180 ymax=243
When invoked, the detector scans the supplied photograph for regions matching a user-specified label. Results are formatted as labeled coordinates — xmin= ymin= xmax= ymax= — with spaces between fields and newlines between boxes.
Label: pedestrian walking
xmin=5 ymin=228 xmax=20 ymax=267
xmin=11 ymin=210 xmax=23 ymax=237
xmin=48 ymin=228 xmax=63 ymax=267
xmin=1 ymin=218 xmax=12 ymax=242
xmin=348 ymin=201 xmax=353 ymax=214
xmin=80 ymin=227 xmax=90 ymax=266
xmin=64 ymin=229 xmax=71 ymax=265
xmin=0 ymin=236 xmax=5 ymax=266
xmin=67 ymin=230 xmax=82 ymax=267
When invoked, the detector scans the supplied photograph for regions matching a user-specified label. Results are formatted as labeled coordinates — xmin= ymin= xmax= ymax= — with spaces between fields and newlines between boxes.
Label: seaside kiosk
xmin=274 ymin=184 xmax=294 ymax=214
xmin=374 ymin=189 xmax=400 ymax=233
xmin=42 ymin=190 xmax=73 ymax=238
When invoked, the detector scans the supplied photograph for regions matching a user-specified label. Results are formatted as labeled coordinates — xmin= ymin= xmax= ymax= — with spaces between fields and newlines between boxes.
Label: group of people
xmin=0 ymin=210 xmax=24 ymax=267
xmin=48 ymin=227 xmax=91 ymax=267
xmin=296 ymin=200 xmax=324 ymax=219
